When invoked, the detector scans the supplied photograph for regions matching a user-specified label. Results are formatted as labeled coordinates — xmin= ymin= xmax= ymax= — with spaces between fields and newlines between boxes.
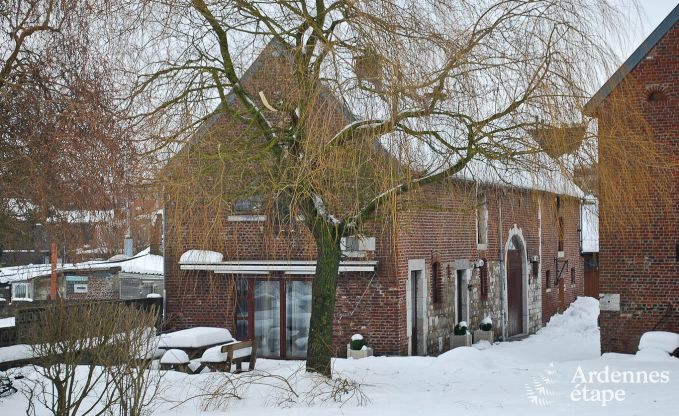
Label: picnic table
xmin=157 ymin=327 xmax=257 ymax=373
xmin=158 ymin=327 xmax=235 ymax=359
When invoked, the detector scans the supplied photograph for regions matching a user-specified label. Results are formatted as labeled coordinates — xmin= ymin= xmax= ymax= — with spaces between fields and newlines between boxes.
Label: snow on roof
xmin=0 ymin=248 xmax=163 ymax=284
xmin=179 ymin=250 xmax=224 ymax=264
xmin=581 ymin=199 xmax=599 ymax=253
xmin=453 ymin=155 xmax=584 ymax=198
xmin=115 ymin=247 xmax=164 ymax=275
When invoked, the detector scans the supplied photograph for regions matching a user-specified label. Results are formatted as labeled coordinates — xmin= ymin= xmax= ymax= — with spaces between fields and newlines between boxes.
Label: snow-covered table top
xmin=0 ymin=344 xmax=33 ymax=363
xmin=158 ymin=327 xmax=234 ymax=349
xmin=0 ymin=316 xmax=15 ymax=328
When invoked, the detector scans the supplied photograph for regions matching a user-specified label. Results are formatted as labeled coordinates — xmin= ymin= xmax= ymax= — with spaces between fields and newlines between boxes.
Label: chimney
xmin=150 ymin=213 xmax=162 ymax=255
xmin=124 ymin=230 xmax=134 ymax=257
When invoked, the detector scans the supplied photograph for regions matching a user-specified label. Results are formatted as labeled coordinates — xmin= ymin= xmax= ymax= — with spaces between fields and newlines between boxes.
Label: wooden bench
xmin=222 ymin=340 xmax=257 ymax=373
xmin=197 ymin=340 xmax=257 ymax=374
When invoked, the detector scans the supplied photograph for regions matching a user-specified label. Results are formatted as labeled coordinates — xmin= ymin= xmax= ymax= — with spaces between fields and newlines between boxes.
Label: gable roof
xmin=173 ymin=39 xmax=585 ymax=199
xmin=584 ymin=4 xmax=679 ymax=115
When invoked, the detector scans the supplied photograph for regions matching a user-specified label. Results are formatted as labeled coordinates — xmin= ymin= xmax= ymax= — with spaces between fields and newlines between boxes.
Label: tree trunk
xmin=305 ymin=220 xmax=341 ymax=377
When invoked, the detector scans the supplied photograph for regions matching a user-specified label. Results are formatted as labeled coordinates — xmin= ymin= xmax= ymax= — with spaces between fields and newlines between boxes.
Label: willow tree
xmin=125 ymin=0 xmax=666 ymax=377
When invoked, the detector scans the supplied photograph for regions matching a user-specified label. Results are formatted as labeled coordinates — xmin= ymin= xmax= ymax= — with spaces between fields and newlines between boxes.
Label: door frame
xmin=455 ymin=269 xmax=471 ymax=324
xmin=503 ymin=225 xmax=529 ymax=337
xmin=406 ymin=259 xmax=427 ymax=356
xmin=237 ymin=275 xmax=313 ymax=359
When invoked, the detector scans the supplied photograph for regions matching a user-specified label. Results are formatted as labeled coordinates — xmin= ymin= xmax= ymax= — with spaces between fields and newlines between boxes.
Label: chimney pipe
xmin=124 ymin=232 xmax=133 ymax=257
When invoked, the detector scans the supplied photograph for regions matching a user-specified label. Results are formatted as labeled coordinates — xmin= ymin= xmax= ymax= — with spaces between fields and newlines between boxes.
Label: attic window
xmin=234 ymin=195 xmax=263 ymax=213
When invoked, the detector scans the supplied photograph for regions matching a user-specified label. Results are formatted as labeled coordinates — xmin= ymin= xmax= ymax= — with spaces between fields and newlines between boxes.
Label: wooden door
xmin=507 ymin=250 xmax=523 ymax=337
xmin=584 ymin=269 xmax=600 ymax=298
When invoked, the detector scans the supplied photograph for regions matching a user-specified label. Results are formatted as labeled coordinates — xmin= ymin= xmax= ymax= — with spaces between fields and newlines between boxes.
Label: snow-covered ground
xmin=1 ymin=297 xmax=677 ymax=415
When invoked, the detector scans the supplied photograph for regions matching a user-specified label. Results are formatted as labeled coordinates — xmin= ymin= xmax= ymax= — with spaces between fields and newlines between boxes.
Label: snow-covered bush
xmin=479 ymin=316 xmax=492 ymax=331
xmin=350 ymin=334 xmax=366 ymax=350
xmin=453 ymin=321 xmax=468 ymax=335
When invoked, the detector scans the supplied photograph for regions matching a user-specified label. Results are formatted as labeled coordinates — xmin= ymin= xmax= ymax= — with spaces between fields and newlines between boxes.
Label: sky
xmin=619 ymin=0 xmax=677 ymax=60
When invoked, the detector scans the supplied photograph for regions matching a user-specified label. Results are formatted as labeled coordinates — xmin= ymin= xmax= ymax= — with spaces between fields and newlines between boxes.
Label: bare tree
xmin=0 ymin=0 xmax=138 ymax=258
xmin=121 ymin=0 xmax=672 ymax=377
xmin=22 ymin=301 xmax=161 ymax=416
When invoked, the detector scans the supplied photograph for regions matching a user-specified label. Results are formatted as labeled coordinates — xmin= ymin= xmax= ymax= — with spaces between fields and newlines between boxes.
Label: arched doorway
xmin=506 ymin=235 xmax=525 ymax=337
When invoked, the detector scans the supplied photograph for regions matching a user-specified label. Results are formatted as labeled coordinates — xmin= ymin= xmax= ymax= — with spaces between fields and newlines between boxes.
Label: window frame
xmin=65 ymin=275 xmax=89 ymax=295
xmin=476 ymin=192 xmax=488 ymax=250
xmin=11 ymin=282 xmax=33 ymax=301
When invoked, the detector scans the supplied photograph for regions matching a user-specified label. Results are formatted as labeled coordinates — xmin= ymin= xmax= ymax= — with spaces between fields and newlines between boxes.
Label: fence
xmin=0 ymin=297 xmax=163 ymax=348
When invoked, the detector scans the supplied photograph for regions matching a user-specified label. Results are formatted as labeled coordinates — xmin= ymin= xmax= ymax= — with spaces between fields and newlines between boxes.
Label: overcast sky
xmin=619 ymin=0 xmax=677 ymax=59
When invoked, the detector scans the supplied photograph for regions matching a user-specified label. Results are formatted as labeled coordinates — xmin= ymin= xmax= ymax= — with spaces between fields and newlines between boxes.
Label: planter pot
xmin=346 ymin=344 xmax=374 ymax=359
xmin=450 ymin=333 xmax=472 ymax=348
xmin=473 ymin=329 xmax=494 ymax=344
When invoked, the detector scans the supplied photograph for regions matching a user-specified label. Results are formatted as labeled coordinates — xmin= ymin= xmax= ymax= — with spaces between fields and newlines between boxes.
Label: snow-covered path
xmin=1 ymin=297 xmax=677 ymax=416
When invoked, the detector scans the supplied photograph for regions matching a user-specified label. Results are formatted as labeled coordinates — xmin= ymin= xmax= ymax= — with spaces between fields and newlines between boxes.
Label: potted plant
xmin=346 ymin=334 xmax=373 ymax=359
xmin=474 ymin=316 xmax=494 ymax=344
xmin=450 ymin=321 xmax=472 ymax=348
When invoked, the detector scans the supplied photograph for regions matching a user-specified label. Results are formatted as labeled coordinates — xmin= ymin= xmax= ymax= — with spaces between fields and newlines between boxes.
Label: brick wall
xmin=596 ymin=22 xmax=679 ymax=354
xmin=162 ymin=41 xmax=586 ymax=357
xmin=165 ymin=177 xmax=585 ymax=357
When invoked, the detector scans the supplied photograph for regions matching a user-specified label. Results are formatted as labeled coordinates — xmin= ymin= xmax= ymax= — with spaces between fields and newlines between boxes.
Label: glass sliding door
xmin=235 ymin=278 xmax=250 ymax=340
xmin=254 ymin=281 xmax=280 ymax=357
xmin=285 ymin=281 xmax=312 ymax=358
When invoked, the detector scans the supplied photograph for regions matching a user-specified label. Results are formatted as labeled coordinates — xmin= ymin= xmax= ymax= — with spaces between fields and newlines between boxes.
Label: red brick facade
xmin=164 ymin=179 xmax=585 ymax=357
xmin=592 ymin=15 xmax=679 ymax=354
xmin=163 ymin=41 xmax=586 ymax=358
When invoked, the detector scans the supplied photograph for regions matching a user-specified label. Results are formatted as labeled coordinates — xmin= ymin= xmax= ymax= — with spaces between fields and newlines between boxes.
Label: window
xmin=557 ymin=196 xmax=564 ymax=253
xmin=431 ymin=262 xmax=442 ymax=305
xmin=120 ymin=277 xmax=164 ymax=299
xmin=12 ymin=282 xmax=32 ymax=300
xmin=66 ymin=275 xmax=89 ymax=295
xmin=545 ymin=270 xmax=551 ymax=288
xmin=477 ymin=192 xmax=488 ymax=248
xmin=480 ymin=259 xmax=489 ymax=300
xmin=236 ymin=278 xmax=250 ymax=340
xmin=234 ymin=195 xmax=263 ymax=213
xmin=571 ymin=267 xmax=576 ymax=285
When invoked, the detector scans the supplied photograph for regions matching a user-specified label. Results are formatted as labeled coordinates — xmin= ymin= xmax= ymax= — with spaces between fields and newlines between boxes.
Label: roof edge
xmin=584 ymin=4 xmax=679 ymax=115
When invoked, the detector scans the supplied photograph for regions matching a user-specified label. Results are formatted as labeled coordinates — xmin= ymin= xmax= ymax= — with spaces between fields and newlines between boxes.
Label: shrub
xmin=350 ymin=334 xmax=366 ymax=350
xmin=479 ymin=317 xmax=492 ymax=331
xmin=453 ymin=322 xmax=468 ymax=335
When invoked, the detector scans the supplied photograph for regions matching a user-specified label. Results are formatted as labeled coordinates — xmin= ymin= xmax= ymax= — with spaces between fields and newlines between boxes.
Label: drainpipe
xmin=498 ymin=195 xmax=506 ymax=341
xmin=538 ymin=197 xmax=543 ymax=328
xmin=161 ymin=203 xmax=167 ymax=328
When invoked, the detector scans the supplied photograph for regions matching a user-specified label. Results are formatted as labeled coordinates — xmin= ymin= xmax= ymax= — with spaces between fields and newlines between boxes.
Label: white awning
xmin=179 ymin=260 xmax=377 ymax=275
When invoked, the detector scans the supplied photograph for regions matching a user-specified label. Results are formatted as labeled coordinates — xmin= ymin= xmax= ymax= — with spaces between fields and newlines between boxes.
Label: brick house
xmin=0 ymin=248 xmax=164 ymax=302
xmin=163 ymin=41 xmax=589 ymax=359
xmin=584 ymin=5 xmax=679 ymax=354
